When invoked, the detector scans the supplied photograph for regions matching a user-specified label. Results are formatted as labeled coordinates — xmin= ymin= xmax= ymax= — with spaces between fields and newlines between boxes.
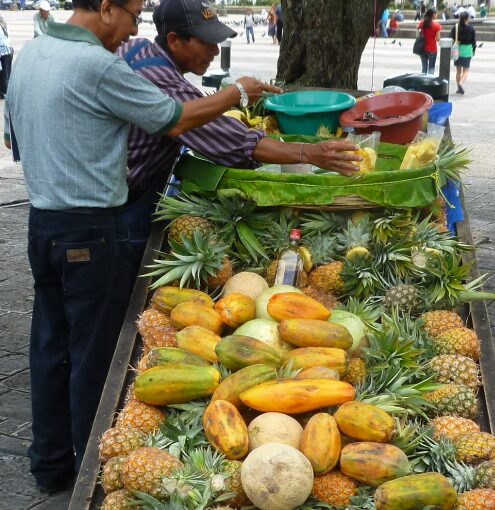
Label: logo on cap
xmin=201 ymin=1 xmax=215 ymax=19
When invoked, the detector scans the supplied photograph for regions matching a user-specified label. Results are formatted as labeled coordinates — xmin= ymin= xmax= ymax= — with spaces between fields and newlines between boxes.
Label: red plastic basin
xmin=339 ymin=91 xmax=434 ymax=144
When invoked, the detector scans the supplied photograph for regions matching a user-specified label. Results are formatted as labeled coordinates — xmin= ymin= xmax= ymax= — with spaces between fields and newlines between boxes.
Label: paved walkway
xmin=1 ymin=16 xmax=495 ymax=509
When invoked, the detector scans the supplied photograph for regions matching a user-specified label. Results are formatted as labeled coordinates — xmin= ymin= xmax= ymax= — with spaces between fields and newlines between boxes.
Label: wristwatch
xmin=234 ymin=81 xmax=249 ymax=108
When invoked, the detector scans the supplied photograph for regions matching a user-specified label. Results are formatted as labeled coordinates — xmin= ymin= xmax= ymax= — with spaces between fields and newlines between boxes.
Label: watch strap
xmin=234 ymin=81 xmax=249 ymax=107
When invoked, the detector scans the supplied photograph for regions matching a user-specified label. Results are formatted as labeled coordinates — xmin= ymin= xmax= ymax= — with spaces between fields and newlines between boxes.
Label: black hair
xmin=423 ymin=7 xmax=437 ymax=28
xmin=459 ymin=11 xmax=470 ymax=25
xmin=155 ymin=29 xmax=192 ymax=50
xmin=72 ymin=0 xmax=125 ymax=11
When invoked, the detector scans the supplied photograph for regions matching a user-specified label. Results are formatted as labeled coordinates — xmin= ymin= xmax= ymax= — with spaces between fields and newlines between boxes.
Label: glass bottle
xmin=274 ymin=228 xmax=304 ymax=287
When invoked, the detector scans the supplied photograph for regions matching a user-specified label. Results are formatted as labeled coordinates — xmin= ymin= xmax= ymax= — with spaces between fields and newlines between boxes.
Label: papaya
xmin=175 ymin=326 xmax=221 ymax=363
xmin=300 ymin=413 xmax=340 ymax=474
xmin=283 ymin=347 xmax=348 ymax=376
xmin=146 ymin=346 xmax=210 ymax=368
xmin=215 ymin=335 xmax=282 ymax=371
xmin=151 ymin=286 xmax=213 ymax=313
xmin=211 ymin=364 xmax=277 ymax=409
xmin=239 ymin=379 xmax=355 ymax=414
xmin=334 ymin=401 xmax=396 ymax=443
xmin=374 ymin=473 xmax=457 ymax=510
xmin=267 ymin=292 xmax=331 ymax=321
xmin=215 ymin=293 xmax=256 ymax=328
xmin=134 ymin=363 xmax=220 ymax=406
xmin=170 ymin=302 xmax=223 ymax=334
xmin=296 ymin=366 xmax=340 ymax=380
xmin=278 ymin=319 xmax=353 ymax=350
xmin=340 ymin=442 xmax=412 ymax=487
xmin=202 ymin=400 xmax=249 ymax=460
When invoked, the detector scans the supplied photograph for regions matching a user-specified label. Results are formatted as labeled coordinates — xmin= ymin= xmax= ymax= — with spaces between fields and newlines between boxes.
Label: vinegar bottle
xmin=274 ymin=228 xmax=304 ymax=287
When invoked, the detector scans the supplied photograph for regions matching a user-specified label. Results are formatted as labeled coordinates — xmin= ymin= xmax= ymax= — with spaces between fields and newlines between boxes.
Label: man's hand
xmin=235 ymin=77 xmax=282 ymax=105
xmin=305 ymin=141 xmax=362 ymax=177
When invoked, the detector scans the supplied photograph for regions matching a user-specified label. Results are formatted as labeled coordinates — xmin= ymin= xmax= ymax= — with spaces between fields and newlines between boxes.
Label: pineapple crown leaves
xmin=127 ymin=490 xmax=188 ymax=509
xmin=355 ymin=365 xmax=440 ymax=417
xmin=391 ymin=417 xmax=431 ymax=458
xmin=370 ymin=239 xmax=420 ymax=283
xmin=410 ymin=427 xmax=458 ymax=475
xmin=411 ymin=216 xmax=472 ymax=255
xmin=436 ymin=144 xmax=472 ymax=186
xmin=337 ymin=297 xmax=381 ymax=332
xmin=257 ymin=211 xmax=299 ymax=257
xmin=144 ymin=231 xmax=228 ymax=290
xmin=372 ymin=210 xmax=417 ymax=245
xmin=299 ymin=210 xmax=344 ymax=237
xmin=302 ymin=232 xmax=338 ymax=266
xmin=340 ymin=256 xmax=386 ymax=300
xmin=277 ymin=359 xmax=302 ymax=379
xmin=153 ymin=192 xmax=213 ymax=222
xmin=335 ymin=218 xmax=372 ymax=252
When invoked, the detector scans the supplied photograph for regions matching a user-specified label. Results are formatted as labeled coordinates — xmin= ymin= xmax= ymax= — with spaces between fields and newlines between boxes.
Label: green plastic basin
xmin=264 ymin=91 xmax=356 ymax=136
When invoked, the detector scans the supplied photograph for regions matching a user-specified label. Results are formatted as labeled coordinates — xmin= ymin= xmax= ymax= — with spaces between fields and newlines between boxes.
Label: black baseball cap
xmin=153 ymin=0 xmax=237 ymax=44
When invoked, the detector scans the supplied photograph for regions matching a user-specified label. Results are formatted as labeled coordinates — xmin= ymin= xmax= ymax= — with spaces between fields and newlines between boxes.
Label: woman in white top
xmin=0 ymin=14 xmax=13 ymax=98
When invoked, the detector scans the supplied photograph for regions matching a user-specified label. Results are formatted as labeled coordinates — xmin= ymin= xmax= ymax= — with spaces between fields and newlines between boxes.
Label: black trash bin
xmin=383 ymin=74 xmax=449 ymax=102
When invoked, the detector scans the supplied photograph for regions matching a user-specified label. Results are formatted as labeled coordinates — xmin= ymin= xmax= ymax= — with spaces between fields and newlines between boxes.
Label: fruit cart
xmin=69 ymin=114 xmax=495 ymax=509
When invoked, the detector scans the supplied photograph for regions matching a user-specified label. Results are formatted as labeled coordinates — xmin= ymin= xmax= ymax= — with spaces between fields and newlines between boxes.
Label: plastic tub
xmin=339 ymin=91 xmax=433 ymax=145
xmin=264 ymin=91 xmax=356 ymax=136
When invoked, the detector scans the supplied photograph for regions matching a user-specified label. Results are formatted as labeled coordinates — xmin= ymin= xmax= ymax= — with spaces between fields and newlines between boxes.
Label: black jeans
xmin=0 ymin=50 xmax=13 ymax=96
xmin=27 ymin=207 xmax=132 ymax=488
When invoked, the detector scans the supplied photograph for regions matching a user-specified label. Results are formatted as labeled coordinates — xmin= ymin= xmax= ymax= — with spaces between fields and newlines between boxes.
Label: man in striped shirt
xmin=118 ymin=0 xmax=361 ymax=278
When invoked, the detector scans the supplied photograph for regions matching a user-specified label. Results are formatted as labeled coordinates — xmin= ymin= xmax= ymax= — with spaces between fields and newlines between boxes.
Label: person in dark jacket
xmin=450 ymin=11 xmax=476 ymax=94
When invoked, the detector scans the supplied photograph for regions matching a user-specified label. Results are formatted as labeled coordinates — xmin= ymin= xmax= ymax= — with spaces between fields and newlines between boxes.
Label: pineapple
xmin=145 ymin=231 xmax=232 ymax=291
xmin=340 ymin=256 xmax=383 ymax=300
xmin=373 ymin=211 xmax=416 ymax=245
xmin=137 ymin=308 xmax=178 ymax=350
xmin=433 ymin=327 xmax=480 ymax=361
xmin=382 ymin=284 xmax=419 ymax=311
xmin=168 ymin=215 xmax=214 ymax=245
xmin=100 ymin=455 xmax=126 ymax=493
xmin=454 ymin=488 xmax=495 ymax=509
xmin=424 ymin=384 xmax=478 ymax=419
xmin=222 ymin=460 xmax=250 ymax=508
xmin=431 ymin=416 xmax=480 ymax=442
xmin=121 ymin=446 xmax=183 ymax=500
xmin=308 ymin=261 xmax=344 ymax=295
xmin=345 ymin=358 xmax=366 ymax=385
xmin=454 ymin=432 xmax=495 ymax=464
xmin=336 ymin=219 xmax=372 ymax=260
xmin=419 ymin=310 xmax=464 ymax=338
xmin=100 ymin=489 xmax=131 ymax=510
xmin=301 ymin=285 xmax=339 ymax=310
xmin=476 ymin=461 xmax=495 ymax=490
xmin=99 ymin=426 xmax=146 ymax=462
xmin=429 ymin=355 xmax=481 ymax=390
xmin=115 ymin=400 xmax=166 ymax=434
xmin=311 ymin=470 xmax=358 ymax=506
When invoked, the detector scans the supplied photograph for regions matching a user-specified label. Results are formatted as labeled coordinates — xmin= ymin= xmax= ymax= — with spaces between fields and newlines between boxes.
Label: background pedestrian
xmin=417 ymin=7 xmax=441 ymax=75
xmin=451 ymin=11 xmax=477 ymax=94
xmin=275 ymin=3 xmax=282 ymax=44
xmin=33 ymin=0 xmax=53 ymax=38
xmin=244 ymin=8 xmax=254 ymax=44
xmin=267 ymin=3 xmax=276 ymax=44
xmin=0 ymin=14 xmax=13 ymax=99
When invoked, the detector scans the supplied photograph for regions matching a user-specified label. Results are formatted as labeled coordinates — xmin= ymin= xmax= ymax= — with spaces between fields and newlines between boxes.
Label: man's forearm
xmin=167 ymin=86 xmax=240 ymax=137
xmin=252 ymin=137 xmax=305 ymax=164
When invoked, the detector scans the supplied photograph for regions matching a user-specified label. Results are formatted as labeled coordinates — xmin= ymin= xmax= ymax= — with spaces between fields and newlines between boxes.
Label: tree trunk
xmin=277 ymin=0 xmax=390 ymax=89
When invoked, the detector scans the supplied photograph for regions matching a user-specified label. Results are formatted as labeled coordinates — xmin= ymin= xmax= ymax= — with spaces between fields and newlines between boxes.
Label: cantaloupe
xmin=248 ymin=412 xmax=303 ymax=451
xmin=241 ymin=443 xmax=314 ymax=510
xmin=222 ymin=272 xmax=269 ymax=300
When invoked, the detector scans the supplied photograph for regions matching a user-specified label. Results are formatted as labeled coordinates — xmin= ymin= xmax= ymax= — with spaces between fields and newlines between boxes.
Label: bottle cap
xmin=289 ymin=228 xmax=301 ymax=240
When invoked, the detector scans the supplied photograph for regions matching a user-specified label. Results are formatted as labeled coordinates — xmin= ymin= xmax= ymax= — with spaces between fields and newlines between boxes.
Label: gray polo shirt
xmin=7 ymin=21 xmax=182 ymax=210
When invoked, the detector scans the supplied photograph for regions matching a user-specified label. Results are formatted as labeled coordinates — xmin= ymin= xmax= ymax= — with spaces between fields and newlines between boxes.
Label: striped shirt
xmin=117 ymin=39 xmax=265 ymax=193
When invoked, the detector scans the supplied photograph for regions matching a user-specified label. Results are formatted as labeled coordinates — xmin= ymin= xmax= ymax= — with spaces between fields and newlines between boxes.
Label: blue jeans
xmin=421 ymin=51 xmax=437 ymax=74
xmin=246 ymin=26 xmax=255 ymax=43
xmin=380 ymin=20 xmax=388 ymax=38
xmin=27 ymin=207 xmax=132 ymax=489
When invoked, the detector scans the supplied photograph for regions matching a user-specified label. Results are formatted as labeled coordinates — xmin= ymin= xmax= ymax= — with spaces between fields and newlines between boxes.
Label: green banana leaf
xmin=174 ymin=139 xmax=440 ymax=208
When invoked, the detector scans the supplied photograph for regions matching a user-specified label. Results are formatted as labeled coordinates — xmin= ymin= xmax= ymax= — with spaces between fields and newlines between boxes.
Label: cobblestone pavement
xmin=1 ymin=16 xmax=495 ymax=509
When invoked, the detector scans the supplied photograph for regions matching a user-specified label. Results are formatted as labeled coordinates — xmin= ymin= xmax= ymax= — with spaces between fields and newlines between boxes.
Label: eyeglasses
xmin=116 ymin=3 xmax=143 ymax=27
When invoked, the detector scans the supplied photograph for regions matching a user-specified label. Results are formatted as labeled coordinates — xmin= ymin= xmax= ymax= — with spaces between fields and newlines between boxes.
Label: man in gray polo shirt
xmin=5 ymin=0 xmax=278 ymax=493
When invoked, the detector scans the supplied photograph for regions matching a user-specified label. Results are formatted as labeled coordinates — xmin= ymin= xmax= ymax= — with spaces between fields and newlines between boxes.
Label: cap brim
xmin=191 ymin=20 xmax=237 ymax=45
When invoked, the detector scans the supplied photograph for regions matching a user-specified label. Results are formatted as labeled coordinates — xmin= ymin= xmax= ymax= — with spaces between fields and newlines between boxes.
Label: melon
xmin=234 ymin=319 xmax=292 ymax=354
xmin=241 ymin=443 xmax=314 ymax=510
xmin=248 ymin=412 xmax=303 ymax=451
xmin=328 ymin=310 xmax=368 ymax=356
xmin=223 ymin=272 xmax=269 ymax=300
